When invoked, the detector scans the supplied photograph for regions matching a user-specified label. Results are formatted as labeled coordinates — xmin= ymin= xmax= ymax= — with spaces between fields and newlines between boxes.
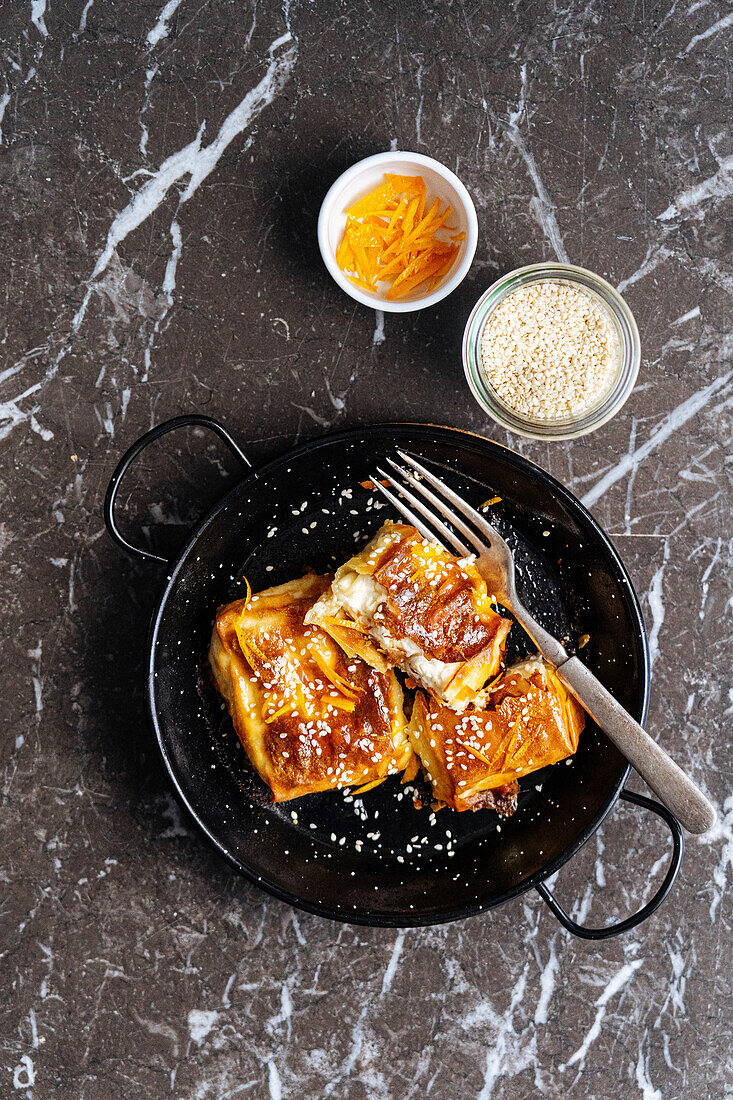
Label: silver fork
xmin=368 ymin=450 xmax=716 ymax=835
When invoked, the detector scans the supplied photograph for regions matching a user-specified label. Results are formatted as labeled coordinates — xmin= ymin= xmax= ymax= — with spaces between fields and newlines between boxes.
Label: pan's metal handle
xmin=104 ymin=414 xmax=251 ymax=566
xmin=536 ymin=789 xmax=684 ymax=940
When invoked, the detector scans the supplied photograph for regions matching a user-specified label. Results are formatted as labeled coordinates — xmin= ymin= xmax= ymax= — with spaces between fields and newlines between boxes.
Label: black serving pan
xmin=105 ymin=416 xmax=683 ymax=938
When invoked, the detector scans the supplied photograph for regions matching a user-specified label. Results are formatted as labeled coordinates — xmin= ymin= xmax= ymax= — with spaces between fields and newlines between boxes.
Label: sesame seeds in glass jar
xmin=479 ymin=281 xmax=619 ymax=420
xmin=462 ymin=264 xmax=641 ymax=440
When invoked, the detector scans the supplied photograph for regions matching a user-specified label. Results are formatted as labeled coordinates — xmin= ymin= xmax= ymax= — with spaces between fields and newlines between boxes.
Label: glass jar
xmin=462 ymin=263 xmax=641 ymax=440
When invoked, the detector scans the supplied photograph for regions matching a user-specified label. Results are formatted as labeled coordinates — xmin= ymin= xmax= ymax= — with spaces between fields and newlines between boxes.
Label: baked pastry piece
xmin=209 ymin=574 xmax=412 ymax=802
xmin=407 ymin=657 xmax=585 ymax=814
xmin=305 ymin=522 xmax=511 ymax=709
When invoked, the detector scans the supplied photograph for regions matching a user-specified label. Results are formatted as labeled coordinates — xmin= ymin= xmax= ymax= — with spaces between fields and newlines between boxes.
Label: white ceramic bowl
xmin=317 ymin=151 xmax=478 ymax=313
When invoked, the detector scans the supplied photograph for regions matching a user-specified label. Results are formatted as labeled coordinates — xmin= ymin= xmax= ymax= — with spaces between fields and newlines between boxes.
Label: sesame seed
xmin=479 ymin=280 xmax=618 ymax=420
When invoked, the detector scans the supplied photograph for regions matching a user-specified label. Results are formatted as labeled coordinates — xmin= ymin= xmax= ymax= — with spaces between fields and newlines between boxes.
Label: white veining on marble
xmin=74 ymin=34 xmax=296 ymax=328
xmin=132 ymin=1012 xmax=178 ymax=1059
xmin=698 ymin=536 xmax=722 ymax=619
xmin=27 ymin=640 xmax=43 ymax=731
xmin=0 ymin=28 xmax=298 ymax=437
xmin=139 ymin=218 xmax=185 ymax=381
xmin=646 ymin=540 xmax=670 ymax=669
xmin=503 ymin=65 xmax=569 ymax=263
xmin=163 ymin=220 xmax=183 ymax=300
xmin=684 ymin=11 xmax=733 ymax=52
xmin=616 ymin=243 xmax=673 ymax=293
xmin=30 ymin=0 xmax=48 ymax=38
xmin=654 ymin=930 xmax=691 ymax=1024
xmin=658 ymin=152 xmax=733 ymax=221
xmin=280 ymin=984 xmax=293 ymax=1024
xmin=635 ymin=1043 xmax=662 ymax=1100
xmin=138 ymin=65 xmax=158 ymax=156
xmin=698 ymin=793 xmax=733 ymax=921
xmin=12 ymin=1054 xmax=36 ymax=1090
xmin=373 ymin=309 xmax=385 ymax=346
xmin=268 ymin=1059 xmax=283 ymax=1100
xmin=581 ymin=370 xmax=733 ymax=508
xmin=381 ymin=929 xmax=405 ymax=994
xmin=267 ymin=981 xmax=293 ymax=1045
xmin=671 ymin=305 xmax=700 ymax=325
xmin=186 ymin=36 xmax=293 ymax=197
xmin=221 ymin=974 xmax=238 ymax=1010
xmin=533 ymin=939 xmax=559 ymax=1025
xmin=559 ymin=958 xmax=645 ymax=1074
xmin=283 ymin=912 xmax=304 ymax=947
xmin=0 ymin=91 xmax=10 ymax=143
xmin=77 ymin=0 xmax=94 ymax=33
xmin=28 ymin=1006 xmax=39 ymax=1048
xmin=188 ymin=1009 xmax=218 ymax=1043
xmin=413 ymin=54 xmax=425 ymax=146
xmin=0 ymin=381 xmax=47 ymax=441
xmin=469 ymin=966 xmax=537 ymax=1099
xmin=147 ymin=0 xmax=184 ymax=47
xmin=38 ymin=940 xmax=53 ymax=1000
xmin=322 ymin=1003 xmax=369 ymax=1096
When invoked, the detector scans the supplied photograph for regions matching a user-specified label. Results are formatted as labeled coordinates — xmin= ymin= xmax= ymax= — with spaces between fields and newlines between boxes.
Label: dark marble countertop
xmin=2 ymin=1 xmax=731 ymax=1097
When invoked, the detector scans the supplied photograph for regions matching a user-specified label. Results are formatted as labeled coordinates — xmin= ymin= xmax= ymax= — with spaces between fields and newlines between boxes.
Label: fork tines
xmin=367 ymin=451 xmax=500 ymax=560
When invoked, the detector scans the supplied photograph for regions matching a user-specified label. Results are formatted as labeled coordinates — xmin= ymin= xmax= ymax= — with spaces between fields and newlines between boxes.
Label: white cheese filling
xmin=330 ymin=570 xmax=462 ymax=696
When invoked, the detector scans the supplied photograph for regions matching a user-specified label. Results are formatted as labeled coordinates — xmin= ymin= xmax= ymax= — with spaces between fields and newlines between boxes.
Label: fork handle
xmin=556 ymin=656 xmax=716 ymax=835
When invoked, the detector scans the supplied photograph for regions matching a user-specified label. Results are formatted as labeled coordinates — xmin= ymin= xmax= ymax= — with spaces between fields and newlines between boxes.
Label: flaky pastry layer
xmin=408 ymin=658 xmax=585 ymax=813
xmin=209 ymin=574 xmax=412 ymax=802
xmin=305 ymin=522 xmax=511 ymax=709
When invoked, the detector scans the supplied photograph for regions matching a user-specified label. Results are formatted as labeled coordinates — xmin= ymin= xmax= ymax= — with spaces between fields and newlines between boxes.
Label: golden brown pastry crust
xmin=305 ymin=522 xmax=511 ymax=709
xmin=408 ymin=658 xmax=585 ymax=813
xmin=209 ymin=575 xmax=412 ymax=802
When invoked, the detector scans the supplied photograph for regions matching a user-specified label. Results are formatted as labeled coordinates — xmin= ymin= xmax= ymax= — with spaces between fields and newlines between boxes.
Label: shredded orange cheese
xmin=459 ymin=741 xmax=495 ymax=768
xmin=352 ymin=776 xmax=387 ymax=796
xmin=336 ymin=173 xmax=463 ymax=299
xmin=401 ymin=755 xmax=420 ymax=784
xmin=359 ymin=478 xmax=392 ymax=490
xmin=241 ymin=576 xmax=252 ymax=607
xmin=310 ymin=648 xmax=360 ymax=698
xmin=263 ymin=701 xmax=295 ymax=724
xmin=317 ymin=615 xmax=368 ymax=634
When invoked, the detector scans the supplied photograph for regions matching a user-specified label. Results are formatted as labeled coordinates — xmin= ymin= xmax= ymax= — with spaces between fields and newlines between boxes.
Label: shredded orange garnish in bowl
xmin=335 ymin=173 xmax=464 ymax=300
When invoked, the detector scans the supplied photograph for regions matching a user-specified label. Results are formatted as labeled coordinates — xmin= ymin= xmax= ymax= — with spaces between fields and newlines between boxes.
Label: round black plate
xmin=148 ymin=424 xmax=649 ymax=926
